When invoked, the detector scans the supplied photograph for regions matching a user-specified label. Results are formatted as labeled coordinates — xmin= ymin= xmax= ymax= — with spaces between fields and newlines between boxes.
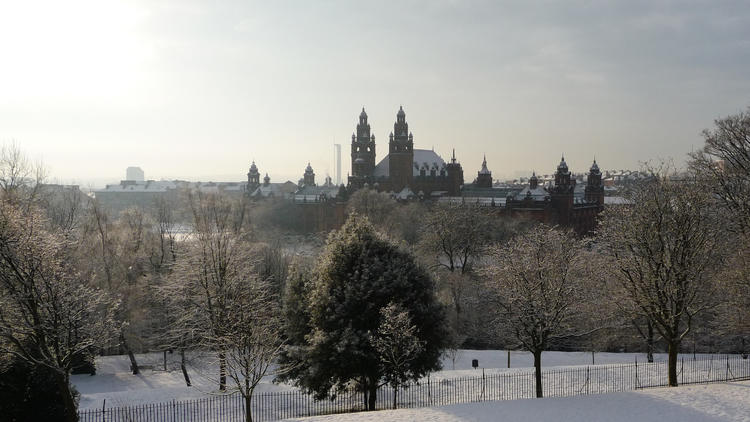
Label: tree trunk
xmin=120 ymin=332 xmax=139 ymax=375
xmin=393 ymin=385 xmax=398 ymax=409
xmin=245 ymin=377 xmax=253 ymax=422
xmin=362 ymin=377 xmax=368 ymax=410
xmin=219 ymin=351 xmax=227 ymax=391
xmin=454 ymin=302 xmax=461 ymax=335
xmin=646 ymin=320 xmax=654 ymax=363
xmin=668 ymin=340 xmax=679 ymax=387
xmin=180 ymin=349 xmax=191 ymax=387
xmin=55 ymin=371 xmax=78 ymax=422
xmin=368 ymin=383 xmax=377 ymax=410
xmin=533 ymin=349 xmax=543 ymax=398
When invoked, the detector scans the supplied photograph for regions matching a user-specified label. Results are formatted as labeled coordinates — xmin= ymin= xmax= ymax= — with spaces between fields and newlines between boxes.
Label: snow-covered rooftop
xmin=373 ymin=149 xmax=447 ymax=177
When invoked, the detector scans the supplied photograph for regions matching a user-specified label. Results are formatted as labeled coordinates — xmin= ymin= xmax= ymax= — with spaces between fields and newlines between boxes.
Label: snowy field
xmin=73 ymin=350 xmax=726 ymax=410
xmin=290 ymin=381 xmax=750 ymax=422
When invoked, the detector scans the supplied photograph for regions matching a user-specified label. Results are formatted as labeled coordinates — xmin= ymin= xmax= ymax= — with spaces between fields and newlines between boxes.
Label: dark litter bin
xmin=472 ymin=359 xmax=479 ymax=369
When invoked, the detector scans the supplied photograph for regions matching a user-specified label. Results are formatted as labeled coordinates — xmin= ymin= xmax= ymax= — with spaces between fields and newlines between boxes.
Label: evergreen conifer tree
xmin=278 ymin=214 xmax=448 ymax=410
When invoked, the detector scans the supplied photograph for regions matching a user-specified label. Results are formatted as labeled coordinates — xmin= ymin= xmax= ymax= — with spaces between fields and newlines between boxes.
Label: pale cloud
xmin=1 ymin=0 xmax=749 ymax=185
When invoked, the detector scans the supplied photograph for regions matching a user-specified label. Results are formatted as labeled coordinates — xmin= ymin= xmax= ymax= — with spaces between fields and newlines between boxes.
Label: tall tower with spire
xmin=446 ymin=149 xmax=464 ymax=196
xmin=585 ymin=159 xmax=604 ymax=206
xmin=350 ymin=108 xmax=376 ymax=188
xmin=388 ymin=106 xmax=414 ymax=191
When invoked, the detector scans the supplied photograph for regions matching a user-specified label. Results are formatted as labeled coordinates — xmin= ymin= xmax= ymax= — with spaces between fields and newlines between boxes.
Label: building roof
xmin=461 ymin=185 xmax=515 ymax=198
xmin=514 ymin=186 xmax=549 ymax=200
xmin=604 ymin=196 xmax=630 ymax=205
xmin=97 ymin=180 xmax=177 ymax=193
xmin=250 ymin=181 xmax=297 ymax=198
xmin=293 ymin=184 xmax=340 ymax=202
xmin=373 ymin=149 xmax=447 ymax=177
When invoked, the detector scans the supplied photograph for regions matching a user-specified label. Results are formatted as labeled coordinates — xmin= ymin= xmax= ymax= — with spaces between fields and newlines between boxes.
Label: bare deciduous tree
xmin=165 ymin=190 xmax=250 ymax=391
xmin=152 ymin=195 xmax=179 ymax=269
xmin=482 ymin=225 xmax=593 ymax=398
xmin=420 ymin=204 xmax=490 ymax=340
xmin=689 ymin=107 xmax=750 ymax=233
xmin=0 ymin=142 xmax=46 ymax=207
xmin=598 ymin=170 xmax=725 ymax=386
xmin=0 ymin=202 xmax=119 ymax=421
xmin=223 ymin=276 xmax=284 ymax=422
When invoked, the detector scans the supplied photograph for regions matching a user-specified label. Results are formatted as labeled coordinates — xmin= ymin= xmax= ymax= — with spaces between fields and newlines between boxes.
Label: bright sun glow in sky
xmin=1 ymin=0 xmax=749 ymax=187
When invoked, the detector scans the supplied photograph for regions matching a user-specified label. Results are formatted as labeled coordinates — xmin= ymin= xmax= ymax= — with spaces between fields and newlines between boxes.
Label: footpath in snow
xmin=290 ymin=381 xmax=750 ymax=422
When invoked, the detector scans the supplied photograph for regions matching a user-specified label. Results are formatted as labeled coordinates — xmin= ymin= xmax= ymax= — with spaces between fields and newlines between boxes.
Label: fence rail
xmin=78 ymin=354 xmax=750 ymax=422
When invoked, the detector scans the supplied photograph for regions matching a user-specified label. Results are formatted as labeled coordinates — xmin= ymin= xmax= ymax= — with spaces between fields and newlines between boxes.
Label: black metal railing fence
xmin=78 ymin=354 xmax=750 ymax=422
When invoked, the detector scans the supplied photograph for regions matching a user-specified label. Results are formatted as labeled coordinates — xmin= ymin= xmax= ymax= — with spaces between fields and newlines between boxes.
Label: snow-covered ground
xmin=72 ymin=350 xmax=722 ymax=410
xmin=290 ymin=381 xmax=750 ymax=422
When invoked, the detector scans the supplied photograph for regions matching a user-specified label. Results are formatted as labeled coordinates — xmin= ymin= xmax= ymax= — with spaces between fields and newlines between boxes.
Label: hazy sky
xmin=1 ymin=0 xmax=749 ymax=186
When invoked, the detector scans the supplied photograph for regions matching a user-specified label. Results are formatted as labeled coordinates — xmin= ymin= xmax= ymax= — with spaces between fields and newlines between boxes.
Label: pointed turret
xmin=585 ymin=158 xmax=604 ymax=206
xmin=350 ymin=107 xmax=376 ymax=189
xmin=388 ymin=106 xmax=414 ymax=191
xmin=475 ymin=154 xmax=493 ymax=188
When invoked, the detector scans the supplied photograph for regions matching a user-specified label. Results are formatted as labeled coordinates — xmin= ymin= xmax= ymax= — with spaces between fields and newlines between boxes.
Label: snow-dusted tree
xmin=690 ymin=108 xmax=750 ymax=354
xmin=0 ymin=202 xmax=119 ymax=421
xmin=371 ymin=302 xmax=424 ymax=409
xmin=152 ymin=195 xmax=179 ymax=269
xmin=0 ymin=142 xmax=45 ymax=207
xmin=223 ymin=276 xmax=283 ymax=422
xmin=482 ymin=225 xmax=593 ymax=398
xmin=598 ymin=170 xmax=725 ymax=386
xmin=85 ymin=200 xmax=154 ymax=374
xmin=345 ymin=187 xmax=399 ymax=235
xmin=689 ymin=106 xmax=750 ymax=233
xmin=165 ymin=190 xmax=250 ymax=391
xmin=421 ymin=203 xmax=490 ymax=276
xmin=279 ymin=214 xmax=448 ymax=410
xmin=419 ymin=203 xmax=491 ymax=346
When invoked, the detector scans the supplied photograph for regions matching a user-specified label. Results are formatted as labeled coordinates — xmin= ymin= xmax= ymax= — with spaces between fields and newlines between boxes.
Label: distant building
xmin=245 ymin=161 xmax=298 ymax=199
xmin=94 ymin=179 xmax=248 ymax=214
xmin=126 ymin=167 xmax=145 ymax=182
xmin=348 ymin=107 xmax=464 ymax=197
xmin=446 ymin=156 xmax=605 ymax=234
xmin=245 ymin=107 xmax=609 ymax=235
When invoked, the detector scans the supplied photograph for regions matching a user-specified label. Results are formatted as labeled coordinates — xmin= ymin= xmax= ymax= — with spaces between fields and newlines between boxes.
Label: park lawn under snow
xmin=289 ymin=381 xmax=750 ymax=422
xmin=73 ymin=350 xmax=718 ymax=410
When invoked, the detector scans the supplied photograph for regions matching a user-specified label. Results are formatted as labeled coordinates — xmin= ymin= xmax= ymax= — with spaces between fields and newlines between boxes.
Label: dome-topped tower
xmin=247 ymin=161 xmax=260 ymax=194
xmin=551 ymin=155 xmax=575 ymax=226
xmin=585 ymin=158 xmax=604 ymax=206
xmin=529 ymin=171 xmax=539 ymax=190
xmin=263 ymin=173 xmax=270 ymax=186
xmin=303 ymin=162 xmax=316 ymax=187
xmin=554 ymin=155 xmax=572 ymax=191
